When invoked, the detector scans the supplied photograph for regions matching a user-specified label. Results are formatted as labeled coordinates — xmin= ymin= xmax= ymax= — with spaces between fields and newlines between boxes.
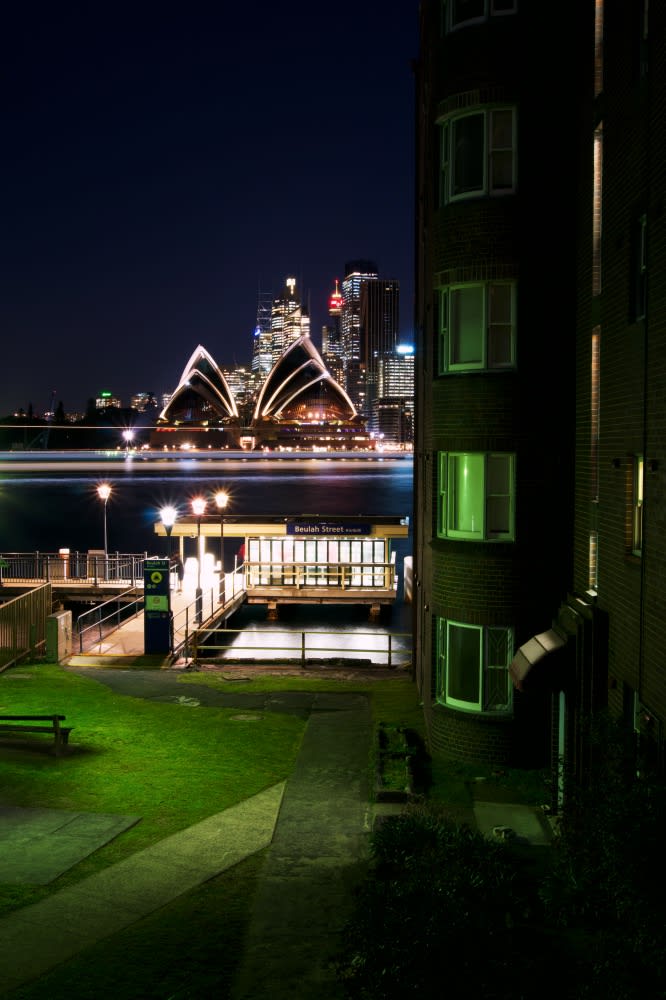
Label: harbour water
xmin=0 ymin=453 xmax=414 ymax=635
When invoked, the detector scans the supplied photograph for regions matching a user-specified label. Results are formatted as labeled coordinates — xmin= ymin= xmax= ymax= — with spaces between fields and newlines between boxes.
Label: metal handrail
xmin=189 ymin=626 xmax=412 ymax=669
xmin=77 ymin=588 xmax=144 ymax=652
xmin=171 ymin=567 xmax=246 ymax=658
xmin=244 ymin=558 xmax=398 ymax=590
xmin=0 ymin=552 xmax=147 ymax=585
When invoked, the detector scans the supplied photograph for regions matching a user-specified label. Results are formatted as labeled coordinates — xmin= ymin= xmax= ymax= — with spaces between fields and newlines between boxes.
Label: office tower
xmin=376 ymin=344 xmax=414 ymax=445
xmin=251 ymin=290 xmax=274 ymax=378
xmin=321 ymin=279 xmax=344 ymax=385
xmin=414 ymin=3 xmax=585 ymax=770
xmin=270 ymin=277 xmax=310 ymax=366
xmin=360 ymin=278 xmax=400 ymax=431
xmin=340 ymin=260 xmax=378 ymax=414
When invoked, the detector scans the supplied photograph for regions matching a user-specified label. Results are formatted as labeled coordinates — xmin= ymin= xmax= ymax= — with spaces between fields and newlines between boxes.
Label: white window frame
xmin=440 ymin=108 xmax=516 ymax=205
xmin=438 ymin=451 xmax=516 ymax=541
xmin=439 ymin=281 xmax=516 ymax=373
xmin=444 ymin=0 xmax=518 ymax=32
xmin=436 ymin=618 xmax=513 ymax=712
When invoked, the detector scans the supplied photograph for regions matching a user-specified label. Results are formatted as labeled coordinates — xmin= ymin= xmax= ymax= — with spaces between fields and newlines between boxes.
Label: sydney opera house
xmin=150 ymin=336 xmax=372 ymax=451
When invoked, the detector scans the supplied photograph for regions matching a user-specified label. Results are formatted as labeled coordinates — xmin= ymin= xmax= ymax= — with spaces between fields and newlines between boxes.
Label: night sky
xmin=2 ymin=4 xmax=419 ymax=417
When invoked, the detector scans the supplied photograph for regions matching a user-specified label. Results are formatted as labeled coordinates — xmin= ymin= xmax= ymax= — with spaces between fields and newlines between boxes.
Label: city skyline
xmin=2 ymin=4 xmax=418 ymax=416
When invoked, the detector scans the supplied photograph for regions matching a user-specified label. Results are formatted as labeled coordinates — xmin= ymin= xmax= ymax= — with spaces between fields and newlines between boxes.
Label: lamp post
xmin=214 ymin=490 xmax=229 ymax=604
xmin=191 ymin=496 xmax=206 ymax=624
xmin=123 ymin=429 xmax=135 ymax=457
xmin=160 ymin=505 xmax=177 ymax=558
xmin=97 ymin=483 xmax=112 ymax=581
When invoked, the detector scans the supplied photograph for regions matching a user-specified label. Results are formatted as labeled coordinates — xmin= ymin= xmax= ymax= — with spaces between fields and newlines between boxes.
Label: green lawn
xmin=0 ymin=663 xmax=425 ymax=999
xmin=0 ymin=663 xmax=545 ymax=999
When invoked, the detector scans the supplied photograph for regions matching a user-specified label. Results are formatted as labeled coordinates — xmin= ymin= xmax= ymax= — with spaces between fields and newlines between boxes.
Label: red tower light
xmin=328 ymin=278 xmax=342 ymax=316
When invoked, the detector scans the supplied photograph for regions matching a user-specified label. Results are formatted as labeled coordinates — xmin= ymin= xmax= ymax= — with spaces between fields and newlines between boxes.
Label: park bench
xmin=0 ymin=715 xmax=72 ymax=755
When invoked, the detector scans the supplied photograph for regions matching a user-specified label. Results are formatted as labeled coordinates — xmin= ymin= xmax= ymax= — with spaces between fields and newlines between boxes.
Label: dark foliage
xmin=338 ymin=717 xmax=666 ymax=1000
xmin=336 ymin=803 xmax=569 ymax=999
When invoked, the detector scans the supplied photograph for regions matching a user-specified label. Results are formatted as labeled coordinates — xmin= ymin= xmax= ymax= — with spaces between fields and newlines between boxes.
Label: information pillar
xmin=143 ymin=558 xmax=172 ymax=654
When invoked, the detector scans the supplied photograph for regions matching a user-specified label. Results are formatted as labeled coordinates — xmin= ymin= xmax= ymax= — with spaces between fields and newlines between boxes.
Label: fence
xmin=0 ymin=552 xmax=146 ymax=586
xmin=189 ymin=626 xmax=412 ymax=669
xmin=0 ymin=583 xmax=52 ymax=671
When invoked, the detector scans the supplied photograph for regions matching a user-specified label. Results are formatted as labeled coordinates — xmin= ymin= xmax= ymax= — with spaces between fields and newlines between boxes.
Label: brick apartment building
xmin=413 ymin=1 xmax=665 ymax=794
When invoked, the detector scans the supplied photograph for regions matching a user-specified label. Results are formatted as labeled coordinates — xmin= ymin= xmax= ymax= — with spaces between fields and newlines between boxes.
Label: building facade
xmin=413 ymin=1 xmax=586 ymax=769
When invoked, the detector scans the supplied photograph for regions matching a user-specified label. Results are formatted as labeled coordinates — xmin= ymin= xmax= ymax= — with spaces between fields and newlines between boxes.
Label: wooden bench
xmin=0 ymin=715 xmax=73 ymax=756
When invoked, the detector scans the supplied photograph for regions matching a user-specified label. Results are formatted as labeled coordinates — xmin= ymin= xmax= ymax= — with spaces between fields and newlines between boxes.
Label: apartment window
xmin=440 ymin=108 xmax=516 ymax=205
xmin=632 ymin=455 xmax=644 ymax=556
xmin=439 ymin=282 xmax=516 ymax=372
xmin=444 ymin=0 xmax=517 ymax=32
xmin=632 ymin=214 xmax=647 ymax=321
xmin=436 ymin=619 xmax=513 ymax=712
xmin=438 ymin=452 xmax=515 ymax=540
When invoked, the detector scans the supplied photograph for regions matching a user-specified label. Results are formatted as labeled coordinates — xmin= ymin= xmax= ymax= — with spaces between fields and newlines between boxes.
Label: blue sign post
xmin=143 ymin=558 xmax=171 ymax=654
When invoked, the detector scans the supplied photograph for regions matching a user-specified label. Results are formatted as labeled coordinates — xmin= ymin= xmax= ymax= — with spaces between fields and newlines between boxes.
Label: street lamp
xmin=160 ymin=505 xmax=177 ymax=558
xmin=97 ymin=483 xmax=111 ymax=555
xmin=214 ymin=490 xmax=229 ymax=604
xmin=191 ymin=496 xmax=206 ymax=624
xmin=123 ymin=429 xmax=135 ymax=457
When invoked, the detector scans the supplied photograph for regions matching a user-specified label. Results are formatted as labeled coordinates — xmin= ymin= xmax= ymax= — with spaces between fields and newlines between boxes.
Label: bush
xmin=336 ymin=802 xmax=564 ymax=999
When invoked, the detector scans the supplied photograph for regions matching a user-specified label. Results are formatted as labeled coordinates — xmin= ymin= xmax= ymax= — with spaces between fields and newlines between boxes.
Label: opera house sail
xmin=152 ymin=336 xmax=371 ymax=451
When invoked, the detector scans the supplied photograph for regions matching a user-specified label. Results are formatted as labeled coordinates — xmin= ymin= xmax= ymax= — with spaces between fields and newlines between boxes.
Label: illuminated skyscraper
xmin=271 ymin=277 xmax=310 ymax=365
xmin=340 ymin=260 xmax=378 ymax=415
xmin=361 ymin=277 xmax=400 ymax=431
xmin=321 ymin=279 xmax=344 ymax=385
xmin=252 ymin=289 xmax=273 ymax=378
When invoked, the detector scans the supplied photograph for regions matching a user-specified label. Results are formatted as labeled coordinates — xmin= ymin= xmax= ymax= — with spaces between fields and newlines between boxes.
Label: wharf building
xmin=414 ymin=1 xmax=666 ymax=788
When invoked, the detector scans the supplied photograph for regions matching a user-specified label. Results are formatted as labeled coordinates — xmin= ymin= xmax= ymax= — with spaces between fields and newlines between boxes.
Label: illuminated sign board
xmin=287 ymin=522 xmax=371 ymax=535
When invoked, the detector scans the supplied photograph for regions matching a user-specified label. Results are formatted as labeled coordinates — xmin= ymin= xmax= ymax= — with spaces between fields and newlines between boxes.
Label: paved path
xmin=231 ymin=696 xmax=372 ymax=1000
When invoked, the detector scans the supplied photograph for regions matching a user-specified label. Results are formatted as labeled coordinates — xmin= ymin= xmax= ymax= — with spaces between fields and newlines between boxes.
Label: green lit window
xmin=436 ymin=618 xmax=513 ymax=712
xmin=632 ymin=455 xmax=644 ymax=556
xmin=439 ymin=108 xmax=516 ymax=206
xmin=439 ymin=282 xmax=516 ymax=372
xmin=438 ymin=452 xmax=515 ymax=540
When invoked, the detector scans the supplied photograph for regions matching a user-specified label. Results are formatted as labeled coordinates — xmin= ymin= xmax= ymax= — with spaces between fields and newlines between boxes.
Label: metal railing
xmin=0 ymin=583 xmax=52 ymax=671
xmin=76 ymin=588 xmax=144 ymax=653
xmin=0 ymin=552 xmax=147 ymax=586
xmin=245 ymin=558 xmax=398 ymax=591
xmin=189 ymin=626 xmax=412 ymax=669
xmin=172 ymin=569 xmax=247 ymax=658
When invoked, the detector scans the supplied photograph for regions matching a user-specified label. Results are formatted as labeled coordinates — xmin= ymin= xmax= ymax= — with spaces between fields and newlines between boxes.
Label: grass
xmin=0 ymin=664 xmax=306 ymax=917
xmin=0 ymin=662 xmax=546 ymax=998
